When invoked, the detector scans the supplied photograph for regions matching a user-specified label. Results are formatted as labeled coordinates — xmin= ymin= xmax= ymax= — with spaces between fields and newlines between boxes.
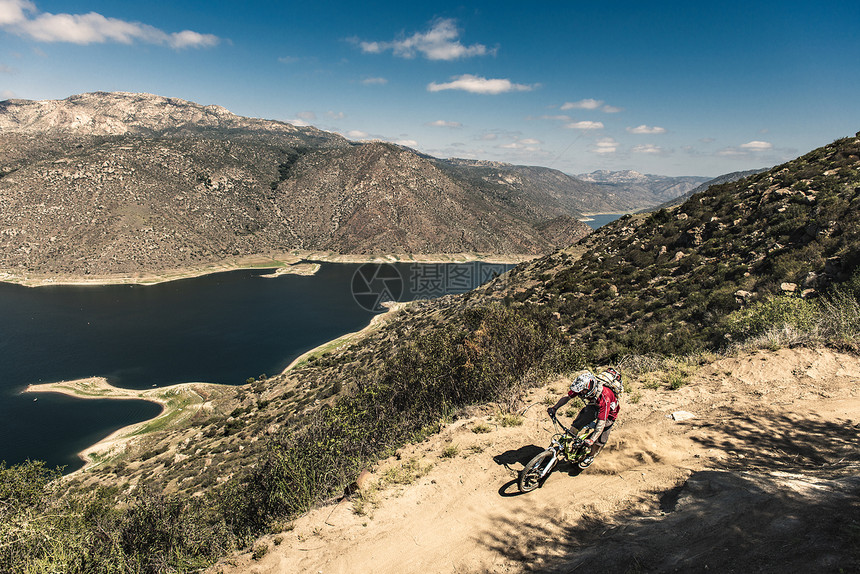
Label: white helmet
xmin=569 ymin=371 xmax=601 ymax=401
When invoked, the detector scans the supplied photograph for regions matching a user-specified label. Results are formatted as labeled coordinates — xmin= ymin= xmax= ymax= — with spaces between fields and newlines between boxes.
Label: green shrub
xmin=725 ymin=296 xmax=818 ymax=340
xmin=667 ymin=370 xmax=688 ymax=390
xmin=440 ymin=445 xmax=460 ymax=458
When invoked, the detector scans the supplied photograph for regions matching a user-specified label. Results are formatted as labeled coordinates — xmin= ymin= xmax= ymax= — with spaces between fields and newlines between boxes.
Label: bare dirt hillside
xmin=212 ymin=347 xmax=860 ymax=573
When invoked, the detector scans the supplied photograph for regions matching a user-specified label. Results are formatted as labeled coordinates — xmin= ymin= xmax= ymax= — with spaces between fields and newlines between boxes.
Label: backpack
xmin=596 ymin=368 xmax=623 ymax=398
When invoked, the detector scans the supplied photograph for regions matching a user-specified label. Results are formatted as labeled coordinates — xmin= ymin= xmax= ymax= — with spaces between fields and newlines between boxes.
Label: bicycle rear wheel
xmin=519 ymin=449 xmax=555 ymax=493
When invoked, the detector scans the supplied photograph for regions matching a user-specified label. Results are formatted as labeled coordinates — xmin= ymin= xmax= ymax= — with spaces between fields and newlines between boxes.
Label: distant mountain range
xmin=576 ymin=169 xmax=711 ymax=210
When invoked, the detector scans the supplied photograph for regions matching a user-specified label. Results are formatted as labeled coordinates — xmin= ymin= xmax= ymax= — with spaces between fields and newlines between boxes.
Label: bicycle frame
xmin=518 ymin=415 xmax=598 ymax=493
xmin=551 ymin=414 xmax=595 ymax=464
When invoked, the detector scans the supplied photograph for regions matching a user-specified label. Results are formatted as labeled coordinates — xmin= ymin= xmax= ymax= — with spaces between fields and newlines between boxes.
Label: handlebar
xmin=549 ymin=412 xmax=572 ymax=434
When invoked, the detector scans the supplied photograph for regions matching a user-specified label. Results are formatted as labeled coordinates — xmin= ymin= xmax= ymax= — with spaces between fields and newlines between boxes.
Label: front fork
xmin=539 ymin=450 xmax=560 ymax=479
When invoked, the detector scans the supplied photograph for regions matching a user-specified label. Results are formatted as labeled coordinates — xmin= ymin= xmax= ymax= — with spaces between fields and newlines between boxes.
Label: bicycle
xmin=518 ymin=413 xmax=596 ymax=493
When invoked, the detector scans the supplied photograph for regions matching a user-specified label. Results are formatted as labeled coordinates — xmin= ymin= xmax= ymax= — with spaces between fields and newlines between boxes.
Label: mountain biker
xmin=546 ymin=369 xmax=621 ymax=469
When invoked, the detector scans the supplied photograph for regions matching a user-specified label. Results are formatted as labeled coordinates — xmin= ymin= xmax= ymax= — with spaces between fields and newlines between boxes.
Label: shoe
xmin=577 ymin=455 xmax=594 ymax=469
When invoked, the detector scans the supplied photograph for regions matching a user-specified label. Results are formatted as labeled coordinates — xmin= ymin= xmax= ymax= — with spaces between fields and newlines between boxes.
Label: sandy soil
xmin=213 ymin=347 xmax=860 ymax=573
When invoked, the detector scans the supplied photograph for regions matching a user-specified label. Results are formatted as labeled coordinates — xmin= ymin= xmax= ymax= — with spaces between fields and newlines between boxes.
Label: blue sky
xmin=1 ymin=1 xmax=858 ymax=177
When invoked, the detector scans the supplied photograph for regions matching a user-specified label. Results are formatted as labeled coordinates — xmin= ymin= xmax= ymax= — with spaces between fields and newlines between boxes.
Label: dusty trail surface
xmin=214 ymin=348 xmax=860 ymax=573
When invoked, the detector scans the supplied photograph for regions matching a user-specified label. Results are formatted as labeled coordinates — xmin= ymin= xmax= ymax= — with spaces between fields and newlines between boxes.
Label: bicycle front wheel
xmin=518 ymin=449 xmax=556 ymax=493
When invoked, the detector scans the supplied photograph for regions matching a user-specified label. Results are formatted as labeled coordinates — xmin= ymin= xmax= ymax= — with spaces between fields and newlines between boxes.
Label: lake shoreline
xmin=25 ymin=377 xmax=231 ymax=474
xmin=5 ymin=258 xmax=521 ymax=471
xmin=0 ymin=251 xmax=534 ymax=288
xmin=21 ymin=299 xmax=409 ymax=474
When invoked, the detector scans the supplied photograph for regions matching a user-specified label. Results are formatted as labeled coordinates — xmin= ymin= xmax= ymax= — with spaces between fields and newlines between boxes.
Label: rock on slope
xmin=0 ymin=92 xmax=596 ymax=278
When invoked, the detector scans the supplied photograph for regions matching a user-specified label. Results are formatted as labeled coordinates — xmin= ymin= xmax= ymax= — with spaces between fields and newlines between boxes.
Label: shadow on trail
xmin=493 ymin=444 xmax=544 ymax=469
xmin=692 ymin=408 xmax=859 ymax=476
xmin=477 ymin=412 xmax=860 ymax=572
xmin=494 ymin=445 xmax=543 ymax=498
xmin=494 ymin=444 xmax=586 ymax=497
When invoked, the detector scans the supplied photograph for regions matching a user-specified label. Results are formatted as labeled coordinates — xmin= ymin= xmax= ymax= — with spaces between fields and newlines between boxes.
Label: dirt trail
xmin=214 ymin=348 xmax=860 ymax=573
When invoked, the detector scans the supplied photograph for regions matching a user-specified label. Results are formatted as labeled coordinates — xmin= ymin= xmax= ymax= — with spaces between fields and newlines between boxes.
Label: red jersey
xmin=570 ymin=385 xmax=619 ymax=421
xmin=596 ymin=385 xmax=620 ymax=421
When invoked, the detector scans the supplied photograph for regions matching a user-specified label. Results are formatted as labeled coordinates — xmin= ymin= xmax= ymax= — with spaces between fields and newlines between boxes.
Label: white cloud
xmin=717 ymin=141 xmax=778 ymax=157
xmin=361 ymin=77 xmax=388 ymax=85
xmin=627 ymin=125 xmax=666 ymax=135
xmin=632 ymin=144 xmax=663 ymax=154
xmin=480 ymin=133 xmax=498 ymax=141
xmin=325 ymin=111 xmax=345 ymax=120
xmin=168 ymin=29 xmax=219 ymax=49
xmin=565 ymin=120 xmax=604 ymax=130
xmin=0 ymin=0 xmax=219 ymax=48
xmin=357 ymin=18 xmax=492 ymax=61
xmin=296 ymin=111 xmax=316 ymax=121
xmin=285 ymin=118 xmax=311 ymax=127
xmin=717 ymin=148 xmax=747 ymax=156
xmin=1 ymin=88 xmax=15 ymax=98
xmin=740 ymin=140 xmax=773 ymax=150
xmin=0 ymin=0 xmax=32 ymax=25
xmin=700 ymin=137 xmax=716 ymax=144
xmin=536 ymin=114 xmax=571 ymax=121
xmin=591 ymin=137 xmax=618 ymax=154
xmin=426 ymin=120 xmax=462 ymax=128
xmin=561 ymin=98 xmax=602 ymax=110
xmin=395 ymin=139 xmax=418 ymax=147
xmin=497 ymin=138 xmax=542 ymax=152
xmin=346 ymin=130 xmax=369 ymax=139
xmin=561 ymin=99 xmax=622 ymax=113
xmin=427 ymin=74 xmax=535 ymax=95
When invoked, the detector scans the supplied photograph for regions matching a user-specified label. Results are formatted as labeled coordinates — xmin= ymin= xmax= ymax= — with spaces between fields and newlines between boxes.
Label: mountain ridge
xmin=0 ymin=92 xmax=610 ymax=278
xmin=576 ymin=169 xmax=711 ymax=209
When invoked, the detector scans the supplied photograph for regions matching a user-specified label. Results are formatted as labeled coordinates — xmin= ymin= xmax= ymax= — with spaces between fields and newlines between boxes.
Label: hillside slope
xmin=0 ymin=92 xmax=599 ymax=278
xmin=215 ymin=347 xmax=860 ymax=573
xmin=501 ymin=132 xmax=860 ymax=359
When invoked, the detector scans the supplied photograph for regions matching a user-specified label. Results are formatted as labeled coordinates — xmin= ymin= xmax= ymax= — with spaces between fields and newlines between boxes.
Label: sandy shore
xmin=25 ymin=377 xmax=230 ymax=472
xmin=0 ymin=251 xmax=532 ymax=288
xmin=577 ymin=210 xmax=641 ymax=222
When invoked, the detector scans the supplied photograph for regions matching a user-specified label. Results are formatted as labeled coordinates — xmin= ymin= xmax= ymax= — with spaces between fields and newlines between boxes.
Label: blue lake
xmin=0 ymin=261 xmax=509 ymax=471
xmin=582 ymin=213 xmax=627 ymax=229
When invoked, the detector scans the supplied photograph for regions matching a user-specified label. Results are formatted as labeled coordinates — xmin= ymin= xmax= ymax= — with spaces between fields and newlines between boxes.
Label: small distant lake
xmin=582 ymin=213 xmax=627 ymax=229
xmin=0 ymin=261 xmax=510 ymax=471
